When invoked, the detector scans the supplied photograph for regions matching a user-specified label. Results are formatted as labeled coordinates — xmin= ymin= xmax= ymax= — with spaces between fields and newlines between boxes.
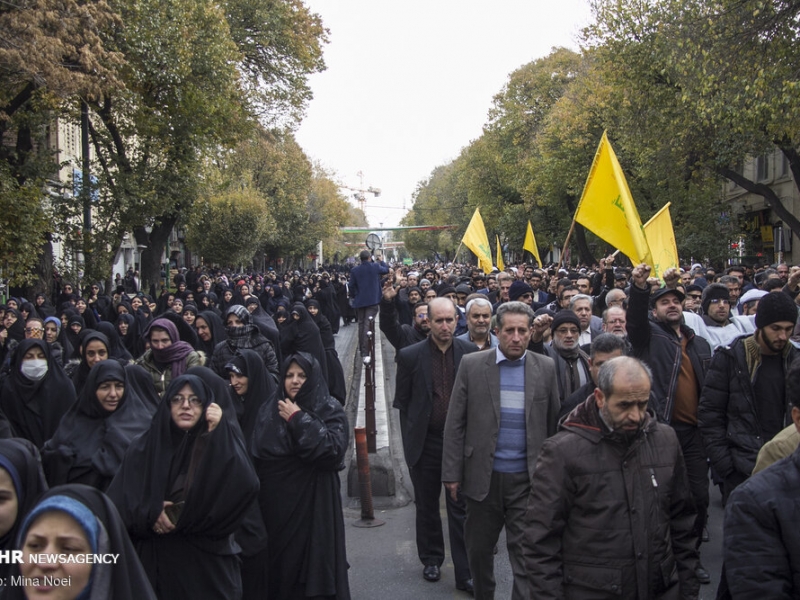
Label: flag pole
xmin=453 ymin=240 xmax=464 ymax=262
xmin=560 ymin=217 xmax=578 ymax=268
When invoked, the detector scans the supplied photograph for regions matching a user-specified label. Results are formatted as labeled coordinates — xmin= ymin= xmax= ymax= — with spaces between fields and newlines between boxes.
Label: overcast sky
xmin=295 ymin=1 xmax=594 ymax=229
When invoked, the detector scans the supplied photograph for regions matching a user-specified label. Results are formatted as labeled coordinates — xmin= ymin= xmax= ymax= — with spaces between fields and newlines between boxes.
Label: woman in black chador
xmin=251 ymin=352 xmax=351 ymax=600
xmin=0 ymin=438 xmax=47 ymax=582
xmin=42 ymin=360 xmax=156 ymax=490
xmin=107 ymin=374 xmax=259 ymax=600
xmin=0 ymin=338 xmax=76 ymax=447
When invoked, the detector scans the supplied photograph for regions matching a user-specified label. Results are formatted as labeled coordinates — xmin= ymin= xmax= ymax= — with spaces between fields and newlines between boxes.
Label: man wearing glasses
xmin=683 ymin=285 xmax=704 ymax=314
xmin=24 ymin=319 xmax=44 ymax=339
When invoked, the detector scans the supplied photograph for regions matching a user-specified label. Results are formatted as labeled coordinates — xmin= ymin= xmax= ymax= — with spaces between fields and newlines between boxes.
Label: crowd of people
xmin=375 ymin=255 xmax=800 ymax=599
xmin=0 ymin=254 xmax=799 ymax=598
xmin=0 ymin=267 xmax=352 ymax=599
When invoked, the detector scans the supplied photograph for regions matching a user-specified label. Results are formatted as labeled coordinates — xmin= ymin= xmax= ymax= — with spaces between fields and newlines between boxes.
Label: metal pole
xmin=364 ymin=317 xmax=377 ymax=453
xmin=352 ymin=427 xmax=384 ymax=528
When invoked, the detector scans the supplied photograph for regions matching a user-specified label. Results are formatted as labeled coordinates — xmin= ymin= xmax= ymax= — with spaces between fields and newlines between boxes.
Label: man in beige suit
xmin=443 ymin=301 xmax=560 ymax=599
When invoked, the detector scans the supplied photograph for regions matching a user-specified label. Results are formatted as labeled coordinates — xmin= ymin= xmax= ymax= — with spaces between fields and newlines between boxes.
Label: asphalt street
xmin=334 ymin=321 xmax=726 ymax=599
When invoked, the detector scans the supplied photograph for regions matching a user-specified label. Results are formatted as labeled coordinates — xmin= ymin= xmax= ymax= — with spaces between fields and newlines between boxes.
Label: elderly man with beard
xmin=529 ymin=311 xmax=591 ymax=408
xmin=527 ymin=357 xmax=699 ymax=599
xmin=457 ymin=297 xmax=497 ymax=350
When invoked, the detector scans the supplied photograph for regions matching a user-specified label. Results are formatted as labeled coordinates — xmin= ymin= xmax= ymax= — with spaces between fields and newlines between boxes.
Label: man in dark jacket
xmin=723 ymin=395 xmax=800 ymax=598
xmin=698 ymin=290 xmax=798 ymax=502
xmin=627 ymin=263 xmax=712 ymax=584
xmin=527 ymin=356 xmax=699 ymax=599
xmin=379 ymin=283 xmax=429 ymax=354
xmin=349 ymin=250 xmax=389 ymax=357
xmin=393 ymin=298 xmax=478 ymax=592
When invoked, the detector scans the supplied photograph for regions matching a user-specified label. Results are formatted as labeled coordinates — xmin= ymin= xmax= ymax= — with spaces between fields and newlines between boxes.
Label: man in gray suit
xmin=443 ymin=301 xmax=560 ymax=599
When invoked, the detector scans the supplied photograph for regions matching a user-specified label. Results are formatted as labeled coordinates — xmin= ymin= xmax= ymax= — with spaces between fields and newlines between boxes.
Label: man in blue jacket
xmin=349 ymin=250 xmax=389 ymax=357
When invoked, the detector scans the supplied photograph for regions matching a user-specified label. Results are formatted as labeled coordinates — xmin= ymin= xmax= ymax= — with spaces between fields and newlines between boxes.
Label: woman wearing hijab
xmin=280 ymin=303 xmax=328 ymax=385
xmin=65 ymin=312 xmax=86 ymax=360
xmin=136 ymin=318 xmax=205 ymax=396
xmin=193 ymin=311 xmax=226 ymax=365
xmin=107 ymin=374 xmax=259 ymax=600
xmin=314 ymin=274 xmax=341 ymax=335
xmin=32 ymin=293 xmax=55 ymax=319
xmin=75 ymin=297 xmax=98 ymax=330
xmin=306 ymin=300 xmax=347 ymax=405
xmin=97 ymin=321 xmax=133 ymax=362
xmin=225 ymin=350 xmax=277 ymax=599
xmin=70 ymin=330 xmax=115 ymax=395
xmin=116 ymin=312 xmax=143 ymax=359
xmin=210 ymin=305 xmax=278 ymax=383
xmin=251 ymin=352 xmax=351 ymax=600
xmin=0 ymin=339 xmax=77 ymax=447
xmin=7 ymin=483 xmax=157 ymax=600
xmin=42 ymin=361 xmax=156 ymax=490
xmin=0 ymin=438 xmax=48 ymax=581
xmin=0 ymin=308 xmax=25 ymax=367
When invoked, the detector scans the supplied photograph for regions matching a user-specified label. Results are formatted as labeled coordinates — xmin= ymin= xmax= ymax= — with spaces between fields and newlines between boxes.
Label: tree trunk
xmin=563 ymin=195 xmax=596 ymax=266
xmin=719 ymin=166 xmax=800 ymax=239
xmin=136 ymin=215 xmax=177 ymax=294
xmin=26 ymin=236 xmax=54 ymax=299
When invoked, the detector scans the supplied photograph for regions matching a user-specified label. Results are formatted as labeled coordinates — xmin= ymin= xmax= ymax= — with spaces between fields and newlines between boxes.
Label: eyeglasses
xmin=170 ymin=395 xmax=202 ymax=408
xmin=24 ymin=327 xmax=43 ymax=333
xmin=605 ymin=319 xmax=626 ymax=325
xmin=555 ymin=327 xmax=579 ymax=335
xmin=520 ymin=293 xmax=533 ymax=299
xmin=687 ymin=294 xmax=702 ymax=300
xmin=416 ymin=313 xmax=429 ymax=320
xmin=709 ymin=298 xmax=730 ymax=305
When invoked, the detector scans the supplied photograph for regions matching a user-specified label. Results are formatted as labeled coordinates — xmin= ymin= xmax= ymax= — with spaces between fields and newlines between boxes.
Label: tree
xmin=58 ymin=0 xmax=328 ymax=289
xmin=587 ymin=0 xmax=800 ymax=239
xmin=0 ymin=0 xmax=122 ymax=286
xmin=186 ymin=187 xmax=273 ymax=266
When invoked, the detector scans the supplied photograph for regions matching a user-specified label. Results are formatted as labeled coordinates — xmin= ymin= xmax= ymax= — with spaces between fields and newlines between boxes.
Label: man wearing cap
xmin=738 ymin=288 xmax=766 ymax=316
xmin=698 ymin=290 xmax=798 ymax=501
xmin=681 ymin=283 xmax=756 ymax=351
xmin=507 ymin=281 xmax=534 ymax=306
xmin=627 ymin=263 xmax=713 ymax=584
xmin=530 ymin=311 xmax=591 ymax=407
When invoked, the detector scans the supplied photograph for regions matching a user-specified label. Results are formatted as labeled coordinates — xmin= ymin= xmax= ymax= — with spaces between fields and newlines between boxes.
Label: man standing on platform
xmin=443 ymin=301 xmax=560 ymax=599
xmin=394 ymin=298 xmax=478 ymax=593
xmin=349 ymin=250 xmax=389 ymax=358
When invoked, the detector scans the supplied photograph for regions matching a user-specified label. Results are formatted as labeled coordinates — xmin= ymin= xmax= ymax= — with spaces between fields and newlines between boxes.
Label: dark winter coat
xmin=697 ymin=334 xmax=796 ymax=480
xmin=627 ymin=284 xmax=712 ymax=423
xmin=527 ymin=396 xmax=699 ymax=600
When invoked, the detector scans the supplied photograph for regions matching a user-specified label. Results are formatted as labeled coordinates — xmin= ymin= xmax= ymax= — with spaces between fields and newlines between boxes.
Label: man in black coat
xmin=380 ymin=283 xmax=429 ymax=354
xmin=723 ymin=392 xmax=800 ymax=598
xmin=393 ymin=297 xmax=478 ymax=593
xmin=627 ymin=263 xmax=713 ymax=585
xmin=699 ymin=290 xmax=798 ymax=502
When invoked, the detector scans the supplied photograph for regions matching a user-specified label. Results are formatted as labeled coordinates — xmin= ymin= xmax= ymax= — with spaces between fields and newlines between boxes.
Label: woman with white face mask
xmin=0 ymin=339 xmax=77 ymax=446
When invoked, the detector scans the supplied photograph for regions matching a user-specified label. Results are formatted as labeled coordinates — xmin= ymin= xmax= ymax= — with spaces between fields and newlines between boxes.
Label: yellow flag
xmin=644 ymin=202 xmax=679 ymax=279
xmin=523 ymin=221 xmax=542 ymax=268
xmin=496 ymin=235 xmax=505 ymax=271
xmin=461 ymin=208 xmax=493 ymax=274
xmin=574 ymin=131 xmax=652 ymax=265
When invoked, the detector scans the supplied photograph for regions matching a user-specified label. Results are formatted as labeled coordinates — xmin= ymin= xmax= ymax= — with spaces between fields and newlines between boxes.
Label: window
xmin=756 ymin=154 xmax=770 ymax=181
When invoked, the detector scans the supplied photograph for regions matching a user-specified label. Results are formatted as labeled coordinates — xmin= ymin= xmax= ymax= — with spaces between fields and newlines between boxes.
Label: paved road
xmin=334 ymin=322 xmax=726 ymax=599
